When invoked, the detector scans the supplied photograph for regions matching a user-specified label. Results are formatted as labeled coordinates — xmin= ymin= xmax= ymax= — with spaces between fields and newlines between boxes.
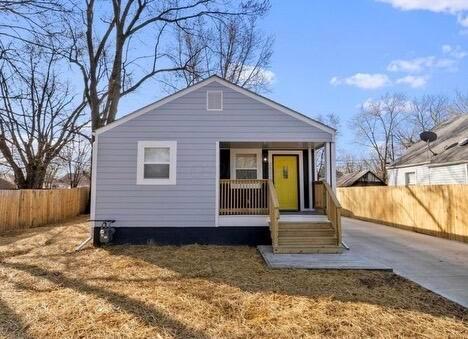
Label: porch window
xmin=137 ymin=141 xmax=177 ymax=185
xmin=236 ymin=154 xmax=258 ymax=179
xmin=230 ymin=149 xmax=262 ymax=179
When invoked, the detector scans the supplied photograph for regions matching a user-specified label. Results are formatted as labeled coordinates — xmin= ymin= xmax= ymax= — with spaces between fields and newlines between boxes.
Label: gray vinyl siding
xmin=95 ymin=80 xmax=332 ymax=228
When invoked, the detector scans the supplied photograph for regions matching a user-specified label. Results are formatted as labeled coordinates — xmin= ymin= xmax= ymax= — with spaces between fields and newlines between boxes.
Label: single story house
xmin=387 ymin=115 xmax=468 ymax=186
xmin=337 ymin=170 xmax=386 ymax=187
xmin=91 ymin=76 xmax=342 ymax=253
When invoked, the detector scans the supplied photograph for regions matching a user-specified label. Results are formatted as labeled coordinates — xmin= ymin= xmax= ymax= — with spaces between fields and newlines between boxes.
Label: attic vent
xmin=207 ymin=91 xmax=223 ymax=111
xmin=459 ymin=138 xmax=468 ymax=146
xmin=444 ymin=142 xmax=458 ymax=150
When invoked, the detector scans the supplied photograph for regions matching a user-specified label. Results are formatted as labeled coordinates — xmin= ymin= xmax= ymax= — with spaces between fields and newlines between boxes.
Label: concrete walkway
xmin=344 ymin=217 xmax=468 ymax=308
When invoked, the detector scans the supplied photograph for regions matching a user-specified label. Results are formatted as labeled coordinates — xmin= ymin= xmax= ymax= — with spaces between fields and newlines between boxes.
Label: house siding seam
xmin=95 ymin=81 xmax=333 ymax=228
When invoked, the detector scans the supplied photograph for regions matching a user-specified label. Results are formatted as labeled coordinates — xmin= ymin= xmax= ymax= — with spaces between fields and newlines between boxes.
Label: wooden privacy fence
xmin=0 ymin=187 xmax=89 ymax=233
xmin=337 ymin=185 xmax=468 ymax=243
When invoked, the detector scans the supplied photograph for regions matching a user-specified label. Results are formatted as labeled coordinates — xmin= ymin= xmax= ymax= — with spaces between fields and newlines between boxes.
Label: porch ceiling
xmin=220 ymin=141 xmax=325 ymax=149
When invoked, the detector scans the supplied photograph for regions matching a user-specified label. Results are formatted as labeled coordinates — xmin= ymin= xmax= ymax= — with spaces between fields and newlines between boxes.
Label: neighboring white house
xmin=387 ymin=115 xmax=468 ymax=186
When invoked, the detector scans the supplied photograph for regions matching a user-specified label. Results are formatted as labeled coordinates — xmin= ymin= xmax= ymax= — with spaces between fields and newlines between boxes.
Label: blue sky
xmin=120 ymin=0 xmax=468 ymax=155
xmin=262 ymin=0 xmax=468 ymax=154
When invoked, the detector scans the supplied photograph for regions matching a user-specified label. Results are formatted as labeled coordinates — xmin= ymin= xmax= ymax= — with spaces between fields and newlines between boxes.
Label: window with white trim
xmin=207 ymin=90 xmax=223 ymax=111
xmin=230 ymin=149 xmax=262 ymax=179
xmin=405 ymin=172 xmax=415 ymax=186
xmin=137 ymin=141 xmax=177 ymax=185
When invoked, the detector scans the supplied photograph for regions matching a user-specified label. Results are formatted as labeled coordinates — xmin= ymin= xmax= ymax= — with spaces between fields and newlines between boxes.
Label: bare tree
xmin=166 ymin=15 xmax=274 ymax=92
xmin=43 ymin=159 xmax=61 ymax=188
xmin=351 ymin=94 xmax=407 ymax=182
xmin=59 ymin=135 xmax=91 ymax=188
xmin=337 ymin=153 xmax=365 ymax=175
xmin=64 ymin=0 xmax=270 ymax=132
xmin=396 ymin=94 xmax=451 ymax=148
xmin=0 ymin=0 xmax=66 ymax=46
xmin=0 ymin=45 xmax=87 ymax=188
xmin=450 ymin=91 xmax=468 ymax=115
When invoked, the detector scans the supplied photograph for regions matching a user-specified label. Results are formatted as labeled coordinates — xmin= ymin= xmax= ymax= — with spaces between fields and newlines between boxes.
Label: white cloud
xmin=396 ymin=75 xmax=428 ymax=88
xmin=332 ymin=44 xmax=466 ymax=90
xmin=441 ymin=44 xmax=468 ymax=58
xmin=387 ymin=45 xmax=467 ymax=74
xmin=458 ymin=13 xmax=468 ymax=26
xmin=377 ymin=0 xmax=468 ymax=13
xmin=387 ymin=56 xmax=457 ymax=73
xmin=377 ymin=0 xmax=468 ymax=27
xmin=330 ymin=73 xmax=390 ymax=89
xmin=235 ymin=66 xmax=276 ymax=85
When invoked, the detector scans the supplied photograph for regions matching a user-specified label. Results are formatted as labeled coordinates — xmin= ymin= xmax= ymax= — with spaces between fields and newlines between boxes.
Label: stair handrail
xmin=267 ymin=180 xmax=280 ymax=248
xmin=321 ymin=181 xmax=342 ymax=246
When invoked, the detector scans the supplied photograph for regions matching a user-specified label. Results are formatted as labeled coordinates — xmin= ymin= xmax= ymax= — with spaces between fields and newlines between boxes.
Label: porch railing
xmin=219 ymin=179 xmax=269 ymax=215
xmin=313 ymin=181 xmax=342 ymax=245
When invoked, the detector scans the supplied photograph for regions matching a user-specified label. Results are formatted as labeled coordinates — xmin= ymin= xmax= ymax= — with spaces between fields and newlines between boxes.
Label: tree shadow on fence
xmin=341 ymin=186 xmax=467 ymax=243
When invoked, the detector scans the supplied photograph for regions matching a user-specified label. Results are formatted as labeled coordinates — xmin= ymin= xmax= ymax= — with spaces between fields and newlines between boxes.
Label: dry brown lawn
xmin=0 ymin=216 xmax=466 ymax=338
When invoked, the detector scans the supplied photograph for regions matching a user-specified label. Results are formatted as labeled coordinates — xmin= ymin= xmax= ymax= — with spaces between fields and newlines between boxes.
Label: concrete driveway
xmin=344 ymin=217 xmax=468 ymax=308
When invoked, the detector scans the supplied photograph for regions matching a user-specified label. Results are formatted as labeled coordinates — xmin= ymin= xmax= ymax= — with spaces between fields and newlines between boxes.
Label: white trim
xmin=206 ymin=90 xmax=223 ymax=111
xmin=218 ymin=215 xmax=267 ymax=227
xmin=427 ymin=160 xmax=468 ymax=168
xmin=387 ymin=161 xmax=430 ymax=169
xmin=325 ymin=142 xmax=331 ymax=185
xmin=136 ymin=141 xmax=177 ymax=185
xmin=268 ymin=150 xmax=305 ymax=211
xmin=95 ymin=76 xmax=335 ymax=137
xmin=230 ymin=148 xmax=263 ymax=179
xmin=465 ymin=163 xmax=468 ymax=184
xmin=90 ymin=134 xmax=98 ymax=229
xmin=215 ymin=141 xmax=220 ymax=226
xmin=308 ymin=146 xmax=313 ymax=209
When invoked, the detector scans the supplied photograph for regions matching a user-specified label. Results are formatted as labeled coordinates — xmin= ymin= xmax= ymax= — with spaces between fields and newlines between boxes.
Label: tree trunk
xmin=15 ymin=163 xmax=48 ymax=189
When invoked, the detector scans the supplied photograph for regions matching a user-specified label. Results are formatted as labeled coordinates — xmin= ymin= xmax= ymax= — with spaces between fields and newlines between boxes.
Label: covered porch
xmin=216 ymin=141 xmax=342 ymax=253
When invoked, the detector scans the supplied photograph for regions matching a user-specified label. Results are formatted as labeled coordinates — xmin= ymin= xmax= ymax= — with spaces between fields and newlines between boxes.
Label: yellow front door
xmin=273 ymin=155 xmax=299 ymax=210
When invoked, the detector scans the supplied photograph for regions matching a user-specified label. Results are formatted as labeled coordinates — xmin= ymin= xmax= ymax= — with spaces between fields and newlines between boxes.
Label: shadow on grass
xmin=0 ymin=261 xmax=209 ymax=339
xmin=104 ymin=245 xmax=467 ymax=319
xmin=0 ymin=299 xmax=31 ymax=339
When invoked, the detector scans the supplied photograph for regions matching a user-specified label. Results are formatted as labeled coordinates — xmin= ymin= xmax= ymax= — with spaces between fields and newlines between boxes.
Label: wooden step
xmin=274 ymin=245 xmax=343 ymax=254
xmin=279 ymin=230 xmax=335 ymax=237
xmin=278 ymin=237 xmax=337 ymax=246
xmin=278 ymin=221 xmax=333 ymax=229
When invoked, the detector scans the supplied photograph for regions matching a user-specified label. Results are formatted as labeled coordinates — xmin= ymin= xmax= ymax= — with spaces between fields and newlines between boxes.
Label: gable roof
xmin=95 ymin=75 xmax=335 ymax=136
xmin=337 ymin=170 xmax=384 ymax=187
xmin=389 ymin=114 xmax=468 ymax=168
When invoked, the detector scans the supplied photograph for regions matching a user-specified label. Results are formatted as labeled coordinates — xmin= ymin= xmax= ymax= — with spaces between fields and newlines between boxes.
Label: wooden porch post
xmin=330 ymin=141 xmax=336 ymax=191
xmin=325 ymin=142 xmax=331 ymax=185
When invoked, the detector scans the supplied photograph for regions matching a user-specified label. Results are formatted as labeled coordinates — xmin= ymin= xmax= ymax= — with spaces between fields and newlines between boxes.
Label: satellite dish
xmin=420 ymin=131 xmax=437 ymax=143
xmin=420 ymin=131 xmax=438 ymax=157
